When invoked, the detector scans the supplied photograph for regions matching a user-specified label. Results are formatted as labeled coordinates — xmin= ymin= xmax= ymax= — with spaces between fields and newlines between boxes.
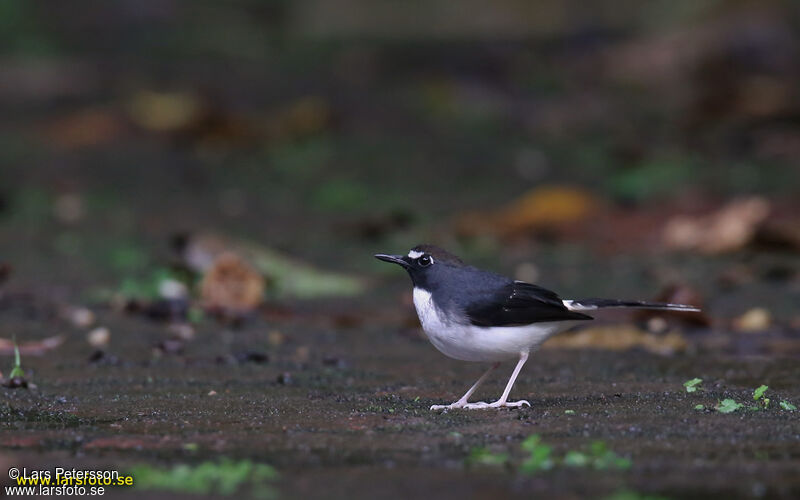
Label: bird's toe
xmin=507 ymin=400 xmax=531 ymax=408
xmin=462 ymin=401 xmax=490 ymax=409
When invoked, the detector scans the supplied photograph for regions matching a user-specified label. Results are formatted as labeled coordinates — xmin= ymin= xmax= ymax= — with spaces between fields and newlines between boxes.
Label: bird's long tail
xmin=563 ymin=298 xmax=700 ymax=312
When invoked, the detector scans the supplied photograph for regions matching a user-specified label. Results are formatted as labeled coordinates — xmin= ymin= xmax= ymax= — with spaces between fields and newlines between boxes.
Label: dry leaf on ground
xmin=41 ymin=108 xmax=126 ymax=150
xmin=200 ymin=252 xmax=265 ymax=313
xmin=663 ymin=197 xmax=770 ymax=253
xmin=178 ymin=232 xmax=364 ymax=299
xmin=543 ymin=324 xmax=687 ymax=355
xmin=732 ymin=307 xmax=771 ymax=333
xmin=456 ymin=185 xmax=598 ymax=239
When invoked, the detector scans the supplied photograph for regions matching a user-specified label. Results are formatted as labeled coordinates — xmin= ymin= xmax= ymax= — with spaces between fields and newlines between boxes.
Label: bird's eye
xmin=418 ymin=255 xmax=433 ymax=267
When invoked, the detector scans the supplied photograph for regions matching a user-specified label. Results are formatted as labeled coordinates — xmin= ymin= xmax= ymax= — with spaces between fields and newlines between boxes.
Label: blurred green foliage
xmin=129 ymin=459 xmax=278 ymax=498
xmin=0 ymin=0 xmax=56 ymax=56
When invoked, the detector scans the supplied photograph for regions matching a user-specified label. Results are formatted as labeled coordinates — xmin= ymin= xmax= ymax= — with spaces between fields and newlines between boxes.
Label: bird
xmin=375 ymin=244 xmax=700 ymax=411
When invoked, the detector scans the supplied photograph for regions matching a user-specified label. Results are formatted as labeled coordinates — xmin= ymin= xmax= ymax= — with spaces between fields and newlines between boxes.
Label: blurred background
xmin=1 ymin=1 xmax=800 ymax=498
xmin=2 ymin=1 xmax=798 ymax=311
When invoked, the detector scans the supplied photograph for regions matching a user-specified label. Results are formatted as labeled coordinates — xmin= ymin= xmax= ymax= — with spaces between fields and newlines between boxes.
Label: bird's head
xmin=375 ymin=244 xmax=464 ymax=289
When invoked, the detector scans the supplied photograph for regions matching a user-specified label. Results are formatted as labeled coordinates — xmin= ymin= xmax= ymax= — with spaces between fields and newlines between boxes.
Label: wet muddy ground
xmin=3 ymin=5 xmax=800 ymax=498
xmin=3 ymin=290 xmax=800 ymax=499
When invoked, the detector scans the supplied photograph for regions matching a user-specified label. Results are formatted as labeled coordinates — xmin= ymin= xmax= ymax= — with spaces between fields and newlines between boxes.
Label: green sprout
xmin=779 ymin=401 xmax=797 ymax=411
xmin=564 ymin=410 xmax=576 ymax=415
xmin=520 ymin=435 xmax=554 ymax=473
xmin=683 ymin=378 xmax=702 ymax=393
xmin=9 ymin=342 xmax=25 ymax=379
xmin=716 ymin=399 xmax=743 ymax=414
xmin=694 ymin=404 xmax=705 ymax=410
xmin=466 ymin=447 xmax=508 ymax=467
xmin=752 ymin=385 xmax=770 ymax=409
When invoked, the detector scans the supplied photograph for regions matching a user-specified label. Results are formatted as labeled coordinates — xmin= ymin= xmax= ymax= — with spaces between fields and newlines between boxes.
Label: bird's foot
xmin=497 ymin=399 xmax=531 ymax=408
xmin=430 ymin=400 xmax=469 ymax=411
xmin=463 ymin=399 xmax=530 ymax=409
xmin=430 ymin=399 xmax=531 ymax=411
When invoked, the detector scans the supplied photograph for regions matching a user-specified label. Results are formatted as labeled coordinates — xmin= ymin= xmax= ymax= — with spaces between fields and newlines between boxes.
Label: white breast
xmin=412 ymin=287 xmax=575 ymax=362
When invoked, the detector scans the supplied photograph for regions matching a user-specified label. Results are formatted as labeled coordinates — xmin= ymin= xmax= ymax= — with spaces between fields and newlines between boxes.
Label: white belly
xmin=412 ymin=288 xmax=575 ymax=362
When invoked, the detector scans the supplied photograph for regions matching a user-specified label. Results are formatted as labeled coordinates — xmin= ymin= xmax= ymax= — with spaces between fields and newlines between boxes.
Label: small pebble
xmin=267 ymin=330 xmax=285 ymax=346
xmin=87 ymin=326 xmax=110 ymax=347
xmin=646 ymin=316 xmax=668 ymax=333
xmin=70 ymin=307 xmax=95 ymax=328
xmin=159 ymin=279 xmax=188 ymax=300
xmin=168 ymin=323 xmax=195 ymax=341
xmin=53 ymin=193 xmax=85 ymax=223
xmin=208 ymin=390 xmax=217 ymax=396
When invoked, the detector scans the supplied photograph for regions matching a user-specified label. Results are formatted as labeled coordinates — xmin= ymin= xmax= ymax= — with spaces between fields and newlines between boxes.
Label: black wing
xmin=465 ymin=281 xmax=592 ymax=327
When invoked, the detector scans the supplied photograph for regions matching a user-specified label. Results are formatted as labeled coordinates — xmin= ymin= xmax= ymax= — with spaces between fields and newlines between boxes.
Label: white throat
xmin=412 ymin=287 xmax=443 ymax=333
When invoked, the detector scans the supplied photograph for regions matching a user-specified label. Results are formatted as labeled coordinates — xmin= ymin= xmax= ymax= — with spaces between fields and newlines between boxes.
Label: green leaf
xmin=521 ymin=434 xmax=543 ymax=452
xmin=9 ymin=343 xmax=25 ymax=379
xmin=520 ymin=435 xmax=554 ymax=473
xmin=563 ymin=451 xmax=590 ymax=467
xmin=753 ymin=385 xmax=768 ymax=401
xmin=564 ymin=409 xmax=576 ymax=415
xmin=129 ymin=459 xmax=277 ymax=498
xmin=716 ymin=399 xmax=743 ymax=413
xmin=467 ymin=447 xmax=508 ymax=466
xmin=694 ymin=404 xmax=705 ymax=410
xmin=585 ymin=440 xmax=631 ymax=470
xmin=590 ymin=440 xmax=608 ymax=457
xmin=779 ymin=401 xmax=797 ymax=411
xmin=683 ymin=378 xmax=702 ymax=393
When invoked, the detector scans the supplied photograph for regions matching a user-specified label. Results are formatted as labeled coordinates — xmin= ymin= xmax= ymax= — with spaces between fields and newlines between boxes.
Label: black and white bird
xmin=375 ymin=245 xmax=700 ymax=411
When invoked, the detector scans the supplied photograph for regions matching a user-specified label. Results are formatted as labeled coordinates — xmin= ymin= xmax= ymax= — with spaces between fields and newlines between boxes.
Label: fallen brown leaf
xmin=755 ymin=217 xmax=800 ymax=252
xmin=663 ymin=197 xmax=770 ymax=253
xmin=127 ymin=90 xmax=256 ymax=147
xmin=543 ymin=324 xmax=687 ymax=355
xmin=41 ymin=108 xmax=126 ymax=150
xmin=456 ymin=185 xmax=598 ymax=239
xmin=200 ymin=252 xmax=265 ymax=313
xmin=732 ymin=307 xmax=771 ymax=333
xmin=265 ymin=96 xmax=332 ymax=141
xmin=176 ymin=231 xmax=364 ymax=299
xmin=126 ymin=91 xmax=204 ymax=133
